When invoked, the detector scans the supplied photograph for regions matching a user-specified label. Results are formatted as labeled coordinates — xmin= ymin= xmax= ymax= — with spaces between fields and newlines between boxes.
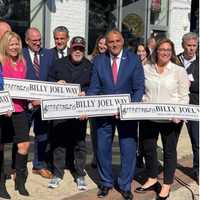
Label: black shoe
xmin=114 ymin=183 xmax=133 ymax=200
xmin=121 ymin=190 xmax=133 ymax=200
xmin=97 ymin=186 xmax=111 ymax=198
xmin=0 ymin=181 xmax=11 ymax=199
xmin=91 ymin=162 xmax=97 ymax=169
xmin=156 ymin=193 xmax=170 ymax=200
xmin=135 ymin=181 xmax=161 ymax=193
xmin=15 ymin=153 xmax=29 ymax=196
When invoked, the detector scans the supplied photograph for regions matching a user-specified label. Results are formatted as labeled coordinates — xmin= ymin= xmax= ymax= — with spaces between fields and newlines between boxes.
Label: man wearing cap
xmin=51 ymin=26 xmax=70 ymax=60
xmin=47 ymin=36 xmax=92 ymax=190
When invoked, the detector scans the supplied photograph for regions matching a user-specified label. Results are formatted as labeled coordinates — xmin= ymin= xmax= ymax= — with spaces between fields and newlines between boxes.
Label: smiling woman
xmin=0 ymin=31 xmax=30 ymax=197
xmin=136 ymin=38 xmax=189 ymax=200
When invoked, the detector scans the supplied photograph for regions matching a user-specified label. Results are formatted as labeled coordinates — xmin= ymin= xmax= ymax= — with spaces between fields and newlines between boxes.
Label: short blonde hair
xmin=0 ymin=31 xmax=24 ymax=64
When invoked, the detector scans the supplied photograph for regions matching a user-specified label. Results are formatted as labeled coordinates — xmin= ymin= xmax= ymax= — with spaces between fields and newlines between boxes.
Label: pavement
xmin=2 ymin=124 xmax=199 ymax=200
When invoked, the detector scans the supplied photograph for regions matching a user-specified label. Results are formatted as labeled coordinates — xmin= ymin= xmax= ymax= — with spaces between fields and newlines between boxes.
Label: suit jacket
xmin=51 ymin=47 xmax=70 ymax=62
xmin=87 ymin=49 xmax=144 ymax=102
xmin=23 ymin=47 xmax=54 ymax=81
xmin=187 ymin=59 xmax=199 ymax=105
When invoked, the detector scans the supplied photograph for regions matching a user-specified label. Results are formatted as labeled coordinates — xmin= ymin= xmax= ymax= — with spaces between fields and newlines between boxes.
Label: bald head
xmin=0 ymin=21 xmax=11 ymax=38
xmin=25 ymin=27 xmax=41 ymax=52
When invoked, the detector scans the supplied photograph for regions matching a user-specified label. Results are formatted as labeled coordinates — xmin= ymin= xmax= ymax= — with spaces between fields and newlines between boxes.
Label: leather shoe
xmin=32 ymin=168 xmax=53 ymax=179
xmin=135 ymin=181 xmax=161 ymax=193
xmin=156 ymin=193 xmax=170 ymax=200
xmin=97 ymin=186 xmax=111 ymax=198
xmin=121 ymin=190 xmax=133 ymax=200
xmin=114 ymin=184 xmax=133 ymax=200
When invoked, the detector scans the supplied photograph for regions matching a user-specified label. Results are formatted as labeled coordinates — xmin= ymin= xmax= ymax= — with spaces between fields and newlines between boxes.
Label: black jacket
xmin=48 ymin=55 xmax=92 ymax=92
xmin=186 ymin=59 xmax=199 ymax=105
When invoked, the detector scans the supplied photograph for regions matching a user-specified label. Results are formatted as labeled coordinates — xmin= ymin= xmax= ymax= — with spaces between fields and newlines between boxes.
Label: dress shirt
xmin=143 ymin=61 xmax=189 ymax=104
xmin=179 ymin=54 xmax=196 ymax=70
xmin=110 ymin=50 xmax=123 ymax=72
xmin=57 ymin=47 xmax=68 ymax=59
xmin=28 ymin=48 xmax=40 ymax=64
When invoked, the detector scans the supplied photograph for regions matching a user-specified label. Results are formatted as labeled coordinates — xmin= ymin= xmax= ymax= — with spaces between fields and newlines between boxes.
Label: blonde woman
xmin=0 ymin=31 xmax=30 ymax=198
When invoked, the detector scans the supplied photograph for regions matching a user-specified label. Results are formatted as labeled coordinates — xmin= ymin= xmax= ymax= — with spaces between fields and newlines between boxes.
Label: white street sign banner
xmin=0 ymin=91 xmax=14 ymax=115
xmin=41 ymin=94 xmax=131 ymax=120
xmin=4 ymin=78 xmax=81 ymax=100
xmin=120 ymin=103 xmax=199 ymax=121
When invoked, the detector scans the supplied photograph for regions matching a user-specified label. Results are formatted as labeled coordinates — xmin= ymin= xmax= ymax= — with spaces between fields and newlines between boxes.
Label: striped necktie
xmin=112 ymin=56 xmax=118 ymax=83
xmin=33 ymin=53 xmax=40 ymax=78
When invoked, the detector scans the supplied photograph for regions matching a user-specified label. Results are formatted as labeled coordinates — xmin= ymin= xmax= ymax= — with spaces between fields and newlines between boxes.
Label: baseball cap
xmin=70 ymin=36 xmax=86 ymax=49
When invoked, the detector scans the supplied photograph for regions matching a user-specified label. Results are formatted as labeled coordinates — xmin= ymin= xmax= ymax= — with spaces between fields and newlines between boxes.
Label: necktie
xmin=33 ymin=53 xmax=40 ymax=78
xmin=60 ymin=50 xmax=64 ymax=58
xmin=112 ymin=56 xmax=118 ymax=83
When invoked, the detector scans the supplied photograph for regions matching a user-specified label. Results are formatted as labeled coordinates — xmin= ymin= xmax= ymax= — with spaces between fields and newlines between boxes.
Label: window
xmin=0 ymin=0 xmax=30 ymax=45
xmin=88 ymin=0 xmax=117 ymax=54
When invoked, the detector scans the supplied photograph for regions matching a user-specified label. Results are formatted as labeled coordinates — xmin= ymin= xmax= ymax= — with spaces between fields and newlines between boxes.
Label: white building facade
xmin=0 ymin=0 xmax=196 ymax=54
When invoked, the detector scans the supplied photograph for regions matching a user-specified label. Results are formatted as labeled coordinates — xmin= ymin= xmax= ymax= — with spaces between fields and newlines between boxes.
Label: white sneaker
xmin=48 ymin=176 xmax=62 ymax=188
xmin=76 ymin=177 xmax=87 ymax=190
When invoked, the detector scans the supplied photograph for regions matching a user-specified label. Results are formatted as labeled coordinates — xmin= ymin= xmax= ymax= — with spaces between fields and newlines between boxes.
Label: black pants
xmin=140 ymin=121 xmax=183 ymax=184
xmin=51 ymin=119 xmax=87 ymax=179
xmin=186 ymin=121 xmax=199 ymax=175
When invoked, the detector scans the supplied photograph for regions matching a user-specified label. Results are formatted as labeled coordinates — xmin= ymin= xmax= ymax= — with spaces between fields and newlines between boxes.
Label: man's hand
xmin=79 ymin=114 xmax=88 ymax=120
xmin=57 ymin=80 xmax=66 ymax=84
xmin=170 ymin=118 xmax=181 ymax=124
xmin=31 ymin=100 xmax=41 ymax=107
xmin=79 ymin=91 xmax=86 ymax=96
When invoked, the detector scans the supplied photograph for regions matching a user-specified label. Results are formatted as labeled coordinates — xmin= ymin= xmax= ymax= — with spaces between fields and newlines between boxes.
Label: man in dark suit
xmin=187 ymin=58 xmax=199 ymax=183
xmin=177 ymin=32 xmax=199 ymax=182
xmin=23 ymin=27 xmax=53 ymax=179
xmin=87 ymin=29 xmax=144 ymax=200
xmin=51 ymin=26 xmax=70 ymax=61
xmin=50 ymin=26 xmax=73 ymax=170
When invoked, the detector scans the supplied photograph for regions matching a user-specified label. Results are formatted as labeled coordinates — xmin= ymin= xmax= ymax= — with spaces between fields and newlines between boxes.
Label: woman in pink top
xmin=0 ymin=31 xmax=30 ymax=198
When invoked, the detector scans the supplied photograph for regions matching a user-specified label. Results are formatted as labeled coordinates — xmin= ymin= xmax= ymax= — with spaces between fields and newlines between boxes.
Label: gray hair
xmin=182 ymin=32 xmax=198 ymax=43
xmin=53 ymin=26 xmax=69 ymax=37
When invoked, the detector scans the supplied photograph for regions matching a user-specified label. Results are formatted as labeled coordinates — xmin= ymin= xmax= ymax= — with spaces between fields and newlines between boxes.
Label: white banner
xmin=120 ymin=103 xmax=200 ymax=121
xmin=0 ymin=91 xmax=14 ymax=115
xmin=41 ymin=94 xmax=131 ymax=120
xmin=4 ymin=78 xmax=81 ymax=100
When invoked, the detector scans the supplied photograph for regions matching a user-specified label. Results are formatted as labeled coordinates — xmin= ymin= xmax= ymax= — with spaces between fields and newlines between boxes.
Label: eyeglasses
xmin=158 ymin=48 xmax=172 ymax=53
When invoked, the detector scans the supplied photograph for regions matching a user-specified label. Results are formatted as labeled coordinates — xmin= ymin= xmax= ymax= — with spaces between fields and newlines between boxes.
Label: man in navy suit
xmin=23 ymin=27 xmax=53 ymax=179
xmin=87 ymin=29 xmax=144 ymax=200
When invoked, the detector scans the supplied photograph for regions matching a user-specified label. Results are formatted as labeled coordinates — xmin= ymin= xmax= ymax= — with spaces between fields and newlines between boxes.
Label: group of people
xmin=0 ymin=19 xmax=198 ymax=200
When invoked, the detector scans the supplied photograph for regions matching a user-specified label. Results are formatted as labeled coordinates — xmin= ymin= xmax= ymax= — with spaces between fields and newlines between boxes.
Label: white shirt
xmin=57 ymin=47 xmax=68 ymax=59
xmin=110 ymin=50 xmax=123 ymax=72
xmin=179 ymin=54 xmax=196 ymax=70
xmin=143 ymin=61 xmax=189 ymax=104
xmin=28 ymin=49 xmax=40 ymax=64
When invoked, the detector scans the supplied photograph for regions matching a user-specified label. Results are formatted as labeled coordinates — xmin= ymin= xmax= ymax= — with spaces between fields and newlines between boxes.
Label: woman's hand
xmin=5 ymin=111 xmax=12 ymax=117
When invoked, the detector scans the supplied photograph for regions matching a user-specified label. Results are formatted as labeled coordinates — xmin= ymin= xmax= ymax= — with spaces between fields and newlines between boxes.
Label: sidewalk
xmin=3 ymin=124 xmax=199 ymax=200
